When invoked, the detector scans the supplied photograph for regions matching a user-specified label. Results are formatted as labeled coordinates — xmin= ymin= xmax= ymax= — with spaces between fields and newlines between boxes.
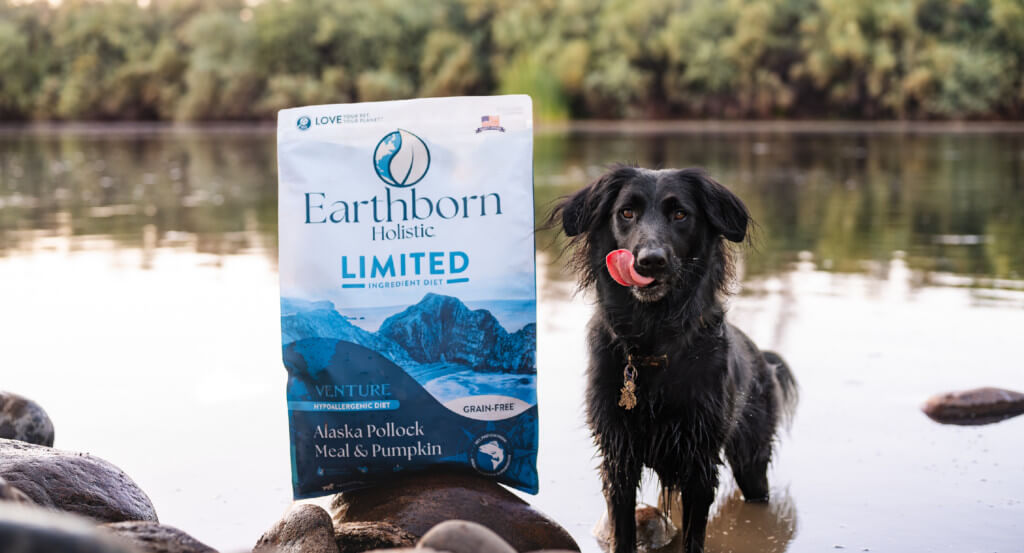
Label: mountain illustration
xmin=281 ymin=293 xmax=535 ymax=374
xmin=486 ymin=322 xmax=536 ymax=373
xmin=281 ymin=301 xmax=418 ymax=368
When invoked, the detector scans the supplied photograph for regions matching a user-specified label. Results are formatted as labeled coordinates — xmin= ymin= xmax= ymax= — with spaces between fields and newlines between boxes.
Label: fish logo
xmin=471 ymin=433 xmax=511 ymax=475
xmin=373 ymin=129 xmax=431 ymax=187
xmin=478 ymin=441 xmax=505 ymax=469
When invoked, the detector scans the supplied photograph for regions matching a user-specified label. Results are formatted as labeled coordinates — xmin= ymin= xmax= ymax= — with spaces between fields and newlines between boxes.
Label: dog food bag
xmin=277 ymin=96 xmax=538 ymax=498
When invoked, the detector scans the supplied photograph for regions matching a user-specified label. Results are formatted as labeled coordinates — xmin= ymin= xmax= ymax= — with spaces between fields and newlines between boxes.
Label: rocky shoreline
xmin=0 ymin=390 xmax=579 ymax=553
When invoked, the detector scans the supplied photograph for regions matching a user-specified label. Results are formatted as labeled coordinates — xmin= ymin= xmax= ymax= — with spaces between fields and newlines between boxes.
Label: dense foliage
xmin=1 ymin=0 xmax=1022 ymax=121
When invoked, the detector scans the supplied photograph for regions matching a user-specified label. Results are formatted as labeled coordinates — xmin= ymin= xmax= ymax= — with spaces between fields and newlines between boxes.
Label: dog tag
xmin=618 ymin=380 xmax=637 ymax=410
xmin=618 ymin=363 xmax=638 ymax=410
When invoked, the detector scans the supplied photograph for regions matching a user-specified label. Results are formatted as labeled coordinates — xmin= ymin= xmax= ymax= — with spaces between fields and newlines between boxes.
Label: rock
xmin=922 ymin=387 xmax=1024 ymax=425
xmin=0 ymin=476 xmax=34 ymax=505
xmin=592 ymin=504 xmax=677 ymax=551
xmin=0 ymin=438 xmax=158 ymax=523
xmin=418 ymin=520 xmax=516 ymax=553
xmin=330 ymin=470 xmax=578 ymax=552
xmin=254 ymin=503 xmax=339 ymax=553
xmin=0 ymin=391 xmax=55 ymax=447
xmin=335 ymin=521 xmax=415 ymax=552
xmin=101 ymin=521 xmax=216 ymax=553
xmin=0 ymin=501 xmax=141 ymax=553
xmin=634 ymin=505 xmax=677 ymax=550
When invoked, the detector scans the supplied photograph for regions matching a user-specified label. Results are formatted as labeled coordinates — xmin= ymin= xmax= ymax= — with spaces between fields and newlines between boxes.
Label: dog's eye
xmin=673 ymin=210 xmax=686 ymax=221
xmin=620 ymin=208 xmax=634 ymax=220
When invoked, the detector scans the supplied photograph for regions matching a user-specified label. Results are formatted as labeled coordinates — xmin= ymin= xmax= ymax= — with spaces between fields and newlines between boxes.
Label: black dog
xmin=550 ymin=166 xmax=797 ymax=553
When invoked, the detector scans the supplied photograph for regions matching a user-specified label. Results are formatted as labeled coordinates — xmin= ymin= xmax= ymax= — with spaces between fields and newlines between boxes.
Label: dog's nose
xmin=636 ymin=248 xmax=667 ymax=271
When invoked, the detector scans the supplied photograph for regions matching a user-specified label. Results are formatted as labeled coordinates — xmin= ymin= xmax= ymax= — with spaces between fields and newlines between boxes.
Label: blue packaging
xmin=277 ymin=96 xmax=537 ymax=498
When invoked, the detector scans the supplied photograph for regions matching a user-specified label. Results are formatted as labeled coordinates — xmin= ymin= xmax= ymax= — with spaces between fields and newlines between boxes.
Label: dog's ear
xmin=685 ymin=169 xmax=749 ymax=242
xmin=556 ymin=167 xmax=634 ymax=237
xmin=559 ymin=185 xmax=594 ymax=237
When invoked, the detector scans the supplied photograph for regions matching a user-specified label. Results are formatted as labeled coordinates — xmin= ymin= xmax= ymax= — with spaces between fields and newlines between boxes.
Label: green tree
xmin=0 ymin=0 xmax=1021 ymax=121
xmin=177 ymin=8 xmax=262 ymax=120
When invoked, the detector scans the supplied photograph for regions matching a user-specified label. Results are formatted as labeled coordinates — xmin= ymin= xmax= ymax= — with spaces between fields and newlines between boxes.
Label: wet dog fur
xmin=549 ymin=166 xmax=797 ymax=553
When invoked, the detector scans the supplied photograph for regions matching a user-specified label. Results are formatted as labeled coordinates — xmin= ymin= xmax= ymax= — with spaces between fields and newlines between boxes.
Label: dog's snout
xmin=636 ymin=247 xmax=668 ymax=271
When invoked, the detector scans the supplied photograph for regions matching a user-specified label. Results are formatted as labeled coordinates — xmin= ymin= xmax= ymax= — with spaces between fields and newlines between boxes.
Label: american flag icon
xmin=481 ymin=115 xmax=500 ymax=128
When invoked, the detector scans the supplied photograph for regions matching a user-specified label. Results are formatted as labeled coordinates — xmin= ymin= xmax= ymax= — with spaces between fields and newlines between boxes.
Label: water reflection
xmin=533 ymin=130 xmax=1024 ymax=283
xmin=0 ymin=128 xmax=278 ymax=263
xmin=592 ymin=487 xmax=798 ymax=553
xmin=3 ymin=127 xmax=1023 ymax=285
xmin=654 ymin=488 xmax=798 ymax=553
xmin=705 ymin=489 xmax=798 ymax=553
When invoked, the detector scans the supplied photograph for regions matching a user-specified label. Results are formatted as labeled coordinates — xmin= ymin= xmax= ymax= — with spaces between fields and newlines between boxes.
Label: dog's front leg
xmin=679 ymin=466 xmax=718 ymax=553
xmin=601 ymin=451 xmax=641 ymax=553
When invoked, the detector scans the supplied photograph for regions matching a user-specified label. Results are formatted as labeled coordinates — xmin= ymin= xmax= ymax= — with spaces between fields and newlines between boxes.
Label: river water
xmin=1 ymin=124 xmax=1022 ymax=552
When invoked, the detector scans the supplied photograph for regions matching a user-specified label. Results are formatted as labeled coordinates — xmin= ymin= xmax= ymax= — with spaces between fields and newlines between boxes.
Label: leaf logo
xmin=373 ymin=129 xmax=430 ymax=187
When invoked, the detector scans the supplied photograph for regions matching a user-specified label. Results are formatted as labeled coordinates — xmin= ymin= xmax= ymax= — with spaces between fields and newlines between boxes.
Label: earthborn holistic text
xmin=277 ymin=96 xmax=538 ymax=498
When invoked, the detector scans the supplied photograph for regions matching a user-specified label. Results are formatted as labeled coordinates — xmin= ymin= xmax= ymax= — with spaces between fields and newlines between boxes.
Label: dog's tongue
xmin=605 ymin=249 xmax=655 ymax=287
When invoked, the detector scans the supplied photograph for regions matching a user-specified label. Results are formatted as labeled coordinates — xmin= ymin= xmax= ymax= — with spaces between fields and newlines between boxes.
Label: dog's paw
xmin=592 ymin=504 xmax=678 ymax=552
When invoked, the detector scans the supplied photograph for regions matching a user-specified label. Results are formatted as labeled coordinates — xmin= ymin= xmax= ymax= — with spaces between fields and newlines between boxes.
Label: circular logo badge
xmin=470 ymin=433 xmax=511 ymax=476
xmin=373 ymin=129 xmax=430 ymax=187
xmin=296 ymin=116 xmax=311 ymax=131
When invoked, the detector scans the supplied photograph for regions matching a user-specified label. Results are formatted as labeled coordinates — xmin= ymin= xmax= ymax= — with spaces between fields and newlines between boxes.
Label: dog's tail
xmin=763 ymin=350 xmax=798 ymax=428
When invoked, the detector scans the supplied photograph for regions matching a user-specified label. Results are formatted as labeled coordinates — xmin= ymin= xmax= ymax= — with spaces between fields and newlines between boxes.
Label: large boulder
xmin=0 ymin=391 xmax=55 ymax=447
xmin=330 ymin=470 xmax=579 ymax=552
xmin=254 ymin=503 xmax=339 ymax=553
xmin=922 ymin=387 xmax=1024 ymax=425
xmin=0 ymin=501 xmax=141 ymax=553
xmin=101 ymin=521 xmax=216 ymax=553
xmin=0 ymin=438 xmax=158 ymax=523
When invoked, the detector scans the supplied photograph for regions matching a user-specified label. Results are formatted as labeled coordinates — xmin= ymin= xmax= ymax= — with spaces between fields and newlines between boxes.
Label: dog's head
xmin=554 ymin=165 xmax=749 ymax=302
